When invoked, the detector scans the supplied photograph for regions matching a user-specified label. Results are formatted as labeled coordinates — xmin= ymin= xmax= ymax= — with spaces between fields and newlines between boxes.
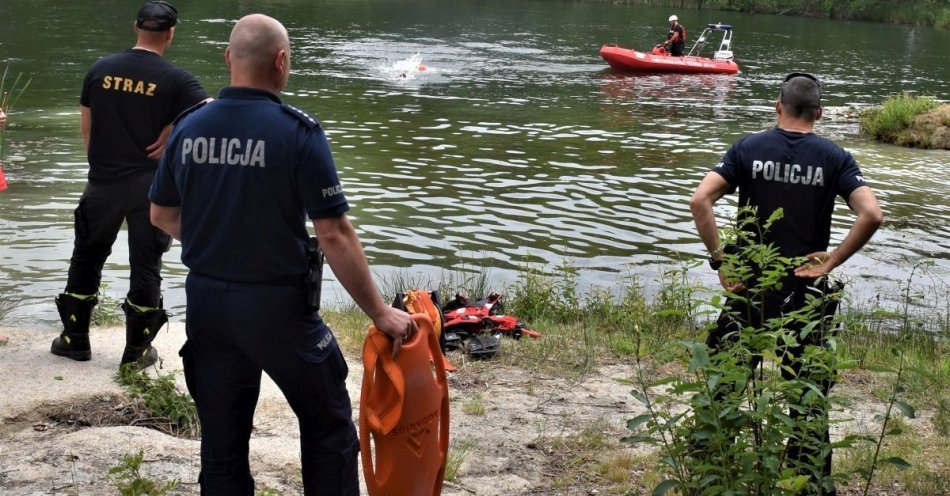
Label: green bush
xmin=621 ymin=207 xmax=922 ymax=496
xmin=116 ymin=365 xmax=199 ymax=437
xmin=109 ymin=450 xmax=179 ymax=496
xmin=860 ymin=94 xmax=938 ymax=145
xmin=936 ymin=7 xmax=950 ymax=29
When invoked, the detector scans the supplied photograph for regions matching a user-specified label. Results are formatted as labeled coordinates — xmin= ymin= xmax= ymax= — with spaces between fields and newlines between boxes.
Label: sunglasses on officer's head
xmin=782 ymin=72 xmax=822 ymax=103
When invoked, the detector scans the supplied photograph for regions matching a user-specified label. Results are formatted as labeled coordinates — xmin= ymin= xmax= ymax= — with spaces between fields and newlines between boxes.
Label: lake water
xmin=1 ymin=0 xmax=949 ymax=327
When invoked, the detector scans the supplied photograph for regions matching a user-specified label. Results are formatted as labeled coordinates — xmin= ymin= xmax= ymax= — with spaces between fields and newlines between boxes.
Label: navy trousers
xmin=181 ymin=273 xmax=359 ymax=496
xmin=65 ymin=172 xmax=170 ymax=306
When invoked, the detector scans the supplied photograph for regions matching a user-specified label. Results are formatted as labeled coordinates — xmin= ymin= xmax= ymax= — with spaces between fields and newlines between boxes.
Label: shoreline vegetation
xmin=583 ymin=0 xmax=950 ymax=29
xmin=1 ymin=260 xmax=948 ymax=494
xmin=860 ymin=95 xmax=950 ymax=149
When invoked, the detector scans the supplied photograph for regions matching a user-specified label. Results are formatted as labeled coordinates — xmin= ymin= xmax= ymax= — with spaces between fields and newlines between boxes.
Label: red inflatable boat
xmin=601 ymin=23 xmax=739 ymax=75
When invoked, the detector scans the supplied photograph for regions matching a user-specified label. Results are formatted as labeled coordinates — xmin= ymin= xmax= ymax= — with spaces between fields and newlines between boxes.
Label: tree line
xmin=591 ymin=0 xmax=950 ymax=28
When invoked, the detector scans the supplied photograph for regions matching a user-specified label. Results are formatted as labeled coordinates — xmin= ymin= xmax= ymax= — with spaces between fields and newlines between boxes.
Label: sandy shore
xmin=0 ymin=322 xmax=646 ymax=495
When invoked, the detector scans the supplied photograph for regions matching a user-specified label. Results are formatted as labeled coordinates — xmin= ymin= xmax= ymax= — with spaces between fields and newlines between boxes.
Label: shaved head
xmin=227 ymin=14 xmax=291 ymax=90
xmin=779 ymin=76 xmax=821 ymax=121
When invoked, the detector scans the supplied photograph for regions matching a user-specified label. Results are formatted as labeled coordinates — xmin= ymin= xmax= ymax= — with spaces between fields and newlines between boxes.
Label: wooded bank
xmin=586 ymin=0 xmax=950 ymax=28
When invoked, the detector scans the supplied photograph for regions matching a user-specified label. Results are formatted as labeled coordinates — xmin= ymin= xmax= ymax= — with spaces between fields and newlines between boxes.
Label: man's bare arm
xmin=150 ymin=204 xmax=182 ymax=241
xmin=795 ymin=186 xmax=883 ymax=278
xmin=313 ymin=215 xmax=414 ymax=354
xmin=689 ymin=172 xmax=731 ymax=261
xmin=80 ymin=106 xmax=92 ymax=152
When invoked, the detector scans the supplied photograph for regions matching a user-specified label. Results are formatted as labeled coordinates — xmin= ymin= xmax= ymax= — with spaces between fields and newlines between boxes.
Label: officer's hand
xmin=372 ymin=307 xmax=418 ymax=358
xmin=0 ymin=108 xmax=7 ymax=129
xmin=147 ymin=124 xmax=173 ymax=160
xmin=718 ymin=269 xmax=745 ymax=293
xmin=794 ymin=251 xmax=839 ymax=279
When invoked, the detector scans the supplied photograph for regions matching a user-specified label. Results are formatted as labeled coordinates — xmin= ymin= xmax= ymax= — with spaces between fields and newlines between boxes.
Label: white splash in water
xmin=379 ymin=53 xmax=431 ymax=81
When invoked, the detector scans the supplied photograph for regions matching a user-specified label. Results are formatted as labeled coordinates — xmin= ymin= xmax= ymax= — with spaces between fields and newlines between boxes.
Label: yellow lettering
xmin=100 ymin=76 xmax=158 ymax=95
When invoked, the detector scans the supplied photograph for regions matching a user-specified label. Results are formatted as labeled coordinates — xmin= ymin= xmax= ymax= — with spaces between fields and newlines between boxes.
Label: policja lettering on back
xmin=751 ymin=159 xmax=824 ymax=186
xmin=181 ymin=137 xmax=266 ymax=167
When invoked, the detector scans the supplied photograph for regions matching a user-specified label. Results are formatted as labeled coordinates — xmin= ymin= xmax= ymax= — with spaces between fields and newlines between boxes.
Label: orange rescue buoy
xmin=360 ymin=313 xmax=450 ymax=496
xmin=0 ymin=164 xmax=8 ymax=192
xmin=401 ymin=289 xmax=456 ymax=372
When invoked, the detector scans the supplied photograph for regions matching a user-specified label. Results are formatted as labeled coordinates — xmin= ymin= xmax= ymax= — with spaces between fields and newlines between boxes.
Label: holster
xmin=305 ymin=236 xmax=325 ymax=312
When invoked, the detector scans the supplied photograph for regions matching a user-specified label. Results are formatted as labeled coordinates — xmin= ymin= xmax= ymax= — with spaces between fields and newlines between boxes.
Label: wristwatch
xmin=708 ymin=245 xmax=725 ymax=271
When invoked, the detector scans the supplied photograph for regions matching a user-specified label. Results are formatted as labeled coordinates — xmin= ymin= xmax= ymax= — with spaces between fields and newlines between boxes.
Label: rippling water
xmin=1 ymin=0 xmax=949 ymax=326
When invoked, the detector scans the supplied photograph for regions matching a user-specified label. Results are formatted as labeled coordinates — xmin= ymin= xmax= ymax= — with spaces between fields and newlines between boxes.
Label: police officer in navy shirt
xmin=52 ymin=1 xmax=208 ymax=369
xmin=690 ymin=74 xmax=883 ymax=494
xmin=150 ymin=14 xmax=415 ymax=495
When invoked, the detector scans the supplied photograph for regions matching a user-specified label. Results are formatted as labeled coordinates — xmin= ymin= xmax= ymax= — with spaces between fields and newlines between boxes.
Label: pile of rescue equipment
xmin=393 ymin=289 xmax=540 ymax=364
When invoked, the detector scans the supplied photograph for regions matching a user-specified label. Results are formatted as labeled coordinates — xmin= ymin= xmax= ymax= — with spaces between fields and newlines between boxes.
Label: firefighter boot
xmin=120 ymin=300 xmax=168 ymax=369
xmin=51 ymin=294 xmax=98 ymax=361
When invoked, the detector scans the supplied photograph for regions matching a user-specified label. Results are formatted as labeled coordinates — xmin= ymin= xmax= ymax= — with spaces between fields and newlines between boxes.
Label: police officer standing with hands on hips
xmin=52 ymin=1 xmax=208 ymax=369
xmin=689 ymin=73 xmax=883 ymax=495
xmin=149 ymin=14 xmax=416 ymax=495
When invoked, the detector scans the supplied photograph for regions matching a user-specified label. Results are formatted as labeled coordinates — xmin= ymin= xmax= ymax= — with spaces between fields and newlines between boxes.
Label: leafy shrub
xmin=622 ymin=207 xmax=919 ymax=495
xmin=860 ymin=94 xmax=939 ymax=146
xmin=116 ymin=365 xmax=199 ymax=437
xmin=109 ymin=450 xmax=179 ymax=496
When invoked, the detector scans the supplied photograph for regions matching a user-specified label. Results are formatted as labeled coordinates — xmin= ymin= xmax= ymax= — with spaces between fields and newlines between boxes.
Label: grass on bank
xmin=330 ymin=261 xmax=949 ymax=399
xmin=860 ymin=94 xmax=949 ymax=149
xmin=2 ymin=256 xmax=946 ymax=494
xmin=322 ymin=259 xmax=949 ymax=495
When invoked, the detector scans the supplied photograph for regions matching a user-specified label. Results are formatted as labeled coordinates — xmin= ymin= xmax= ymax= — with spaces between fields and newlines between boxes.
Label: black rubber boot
xmin=51 ymin=294 xmax=98 ymax=361
xmin=120 ymin=300 xmax=168 ymax=370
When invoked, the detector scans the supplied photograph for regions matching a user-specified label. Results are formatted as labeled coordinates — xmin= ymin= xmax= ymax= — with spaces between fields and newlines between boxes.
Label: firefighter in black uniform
xmin=690 ymin=73 xmax=884 ymax=495
xmin=150 ymin=14 xmax=415 ymax=495
xmin=51 ymin=1 xmax=208 ymax=368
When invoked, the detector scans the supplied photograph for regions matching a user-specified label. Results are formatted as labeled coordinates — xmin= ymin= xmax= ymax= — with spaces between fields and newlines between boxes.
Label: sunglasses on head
xmin=782 ymin=72 xmax=822 ymax=102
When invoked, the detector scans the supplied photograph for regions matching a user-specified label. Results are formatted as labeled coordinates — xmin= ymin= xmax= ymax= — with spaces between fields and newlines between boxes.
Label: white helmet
xmin=669 ymin=15 xmax=678 ymax=22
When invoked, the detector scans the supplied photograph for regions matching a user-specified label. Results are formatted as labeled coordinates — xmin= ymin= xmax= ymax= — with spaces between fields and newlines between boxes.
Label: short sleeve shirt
xmin=81 ymin=49 xmax=207 ymax=182
xmin=149 ymin=87 xmax=349 ymax=282
xmin=712 ymin=128 xmax=867 ymax=257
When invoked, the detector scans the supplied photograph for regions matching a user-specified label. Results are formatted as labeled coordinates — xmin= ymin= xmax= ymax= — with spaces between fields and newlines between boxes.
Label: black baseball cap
xmin=136 ymin=1 xmax=179 ymax=31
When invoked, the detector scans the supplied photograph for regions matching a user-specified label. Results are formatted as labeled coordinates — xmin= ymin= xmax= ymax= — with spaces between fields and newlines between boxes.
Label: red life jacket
xmin=668 ymin=24 xmax=687 ymax=44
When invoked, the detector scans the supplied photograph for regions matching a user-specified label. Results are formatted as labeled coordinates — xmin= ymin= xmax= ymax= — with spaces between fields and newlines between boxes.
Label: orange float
xmin=360 ymin=313 xmax=450 ymax=496
xmin=401 ymin=289 xmax=456 ymax=372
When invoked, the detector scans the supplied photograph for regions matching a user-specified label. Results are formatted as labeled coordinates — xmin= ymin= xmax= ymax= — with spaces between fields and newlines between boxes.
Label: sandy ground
xmin=0 ymin=323 xmax=646 ymax=495
xmin=3 ymin=319 xmax=942 ymax=496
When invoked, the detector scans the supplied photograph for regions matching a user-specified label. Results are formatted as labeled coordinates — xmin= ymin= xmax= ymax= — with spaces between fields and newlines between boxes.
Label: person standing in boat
xmin=666 ymin=15 xmax=686 ymax=56
xmin=50 ymin=1 xmax=209 ymax=368
xmin=689 ymin=73 xmax=883 ymax=495
xmin=149 ymin=14 xmax=415 ymax=494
